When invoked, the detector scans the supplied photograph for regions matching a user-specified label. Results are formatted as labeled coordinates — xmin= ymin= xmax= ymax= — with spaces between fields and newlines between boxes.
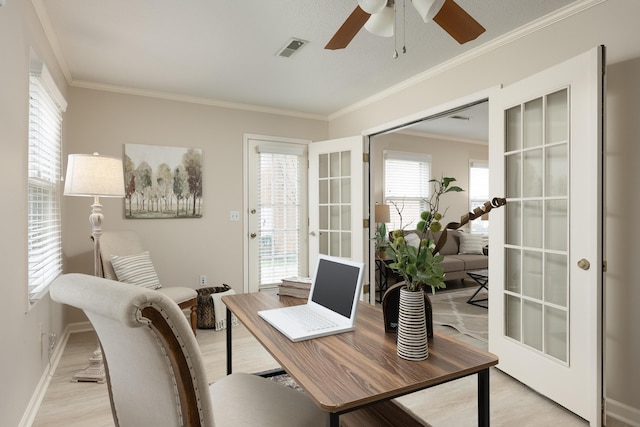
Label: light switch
xmin=229 ymin=211 xmax=240 ymax=222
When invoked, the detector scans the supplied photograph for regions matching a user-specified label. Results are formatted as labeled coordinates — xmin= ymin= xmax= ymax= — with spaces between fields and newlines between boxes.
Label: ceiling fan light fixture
xmin=364 ymin=6 xmax=395 ymax=37
xmin=412 ymin=0 xmax=445 ymax=22
xmin=357 ymin=0 xmax=387 ymax=15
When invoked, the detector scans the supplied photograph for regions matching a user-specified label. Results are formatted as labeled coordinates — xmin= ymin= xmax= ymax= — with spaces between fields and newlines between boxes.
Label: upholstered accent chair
xmin=99 ymin=230 xmax=198 ymax=334
xmin=50 ymin=274 xmax=328 ymax=427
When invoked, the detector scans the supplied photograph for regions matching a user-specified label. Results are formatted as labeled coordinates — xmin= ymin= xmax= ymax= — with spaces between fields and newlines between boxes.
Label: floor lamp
xmin=64 ymin=152 xmax=125 ymax=382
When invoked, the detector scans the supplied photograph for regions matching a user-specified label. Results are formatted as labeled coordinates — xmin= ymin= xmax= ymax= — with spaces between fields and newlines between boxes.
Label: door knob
xmin=309 ymin=231 xmax=316 ymax=236
xmin=250 ymin=233 xmax=257 ymax=239
xmin=577 ymin=259 xmax=590 ymax=270
xmin=250 ymin=209 xmax=256 ymax=214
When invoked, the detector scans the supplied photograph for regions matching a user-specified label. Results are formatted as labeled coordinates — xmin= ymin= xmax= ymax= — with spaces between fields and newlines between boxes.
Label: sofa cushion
xmin=449 ymin=254 xmax=488 ymax=271
xmin=458 ymin=233 xmax=484 ymax=255
xmin=432 ymin=230 xmax=460 ymax=255
xmin=437 ymin=256 xmax=465 ymax=273
xmin=110 ymin=251 xmax=161 ymax=290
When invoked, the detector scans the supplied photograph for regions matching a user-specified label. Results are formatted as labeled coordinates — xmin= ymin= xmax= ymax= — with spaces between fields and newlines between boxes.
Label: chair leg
xmin=190 ymin=304 xmax=197 ymax=336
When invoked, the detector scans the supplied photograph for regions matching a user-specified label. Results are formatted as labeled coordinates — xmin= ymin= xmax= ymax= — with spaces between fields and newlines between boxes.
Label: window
xmin=28 ymin=59 xmax=66 ymax=302
xmin=469 ymin=160 xmax=489 ymax=234
xmin=384 ymin=151 xmax=431 ymax=232
xmin=257 ymin=145 xmax=304 ymax=287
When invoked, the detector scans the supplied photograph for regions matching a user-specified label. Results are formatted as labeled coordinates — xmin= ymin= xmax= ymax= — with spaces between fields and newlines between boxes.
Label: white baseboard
xmin=19 ymin=321 xmax=93 ymax=427
xmin=607 ymin=398 xmax=640 ymax=427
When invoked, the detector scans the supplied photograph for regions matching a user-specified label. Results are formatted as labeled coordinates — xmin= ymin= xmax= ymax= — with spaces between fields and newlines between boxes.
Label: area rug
xmin=429 ymin=287 xmax=488 ymax=343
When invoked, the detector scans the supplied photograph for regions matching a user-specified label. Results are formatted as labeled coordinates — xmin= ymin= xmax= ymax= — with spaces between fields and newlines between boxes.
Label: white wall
xmin=328 ymin=0 xmax=640 ymax=421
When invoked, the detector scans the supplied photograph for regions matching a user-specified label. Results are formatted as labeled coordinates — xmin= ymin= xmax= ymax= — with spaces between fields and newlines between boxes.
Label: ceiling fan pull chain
xmin=393 ymin=0 xmax=399 ymax=58
xmin=402 ymin=0 xmax=407 ymax=54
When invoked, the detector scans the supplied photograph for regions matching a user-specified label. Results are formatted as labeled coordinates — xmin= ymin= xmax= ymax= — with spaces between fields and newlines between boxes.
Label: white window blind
xmin=257 ymin=149 xmax=302 ymax=286
xmin=384 ymin=151 xmax=431 ymax=232
xmin=469 ymin=160 xmax=489 ymax=234
xmin=28 ymin=65 xmax=65 ymax=302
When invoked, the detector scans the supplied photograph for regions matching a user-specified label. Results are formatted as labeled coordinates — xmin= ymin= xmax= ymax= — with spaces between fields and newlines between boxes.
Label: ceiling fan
xmin=325 ymin=0 xmax=485 ymax=50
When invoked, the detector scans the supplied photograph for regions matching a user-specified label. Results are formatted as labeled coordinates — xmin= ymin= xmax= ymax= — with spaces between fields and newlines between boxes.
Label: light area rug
xmin=430 ymin=287 xmax=488 ymax=343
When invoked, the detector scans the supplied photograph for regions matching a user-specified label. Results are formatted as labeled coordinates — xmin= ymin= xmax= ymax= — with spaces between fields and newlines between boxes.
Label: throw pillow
xmin=110 ymin=251 xmax=161 ymax=290
xmin=458 ymin=233 xmax=484 ymax=255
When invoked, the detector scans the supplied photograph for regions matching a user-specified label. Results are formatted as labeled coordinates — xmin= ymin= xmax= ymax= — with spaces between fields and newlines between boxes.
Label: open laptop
xmin=258 ymin=254 xmax=365 ymax=342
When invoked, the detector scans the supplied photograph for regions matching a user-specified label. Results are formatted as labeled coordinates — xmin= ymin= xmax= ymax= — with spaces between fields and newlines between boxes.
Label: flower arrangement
xmin=387 ymin=177 xmax=463 ymax=292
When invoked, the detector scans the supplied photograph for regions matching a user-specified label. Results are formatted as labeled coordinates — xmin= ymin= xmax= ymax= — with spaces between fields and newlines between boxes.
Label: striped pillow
xmin=110 ymin=251 xmax=161 ymax=290
xmin=458 ymin=233 xmax=484 ymax=255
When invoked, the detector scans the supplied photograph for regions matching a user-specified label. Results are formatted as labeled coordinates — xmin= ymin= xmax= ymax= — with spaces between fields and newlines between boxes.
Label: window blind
xmin=384 ymin=152 xmax=431 ymax=232
xmin=469 ymin=161 xmax=489 ymax=234
xmin=257 ymin=150 xmax=302 ymax=286
xmin=27 ymin=71 xmax=65 ymax=302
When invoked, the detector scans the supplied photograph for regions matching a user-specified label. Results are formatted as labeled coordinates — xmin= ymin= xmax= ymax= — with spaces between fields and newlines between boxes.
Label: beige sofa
xmin=390 ymin=229 xmax=488 ymax=283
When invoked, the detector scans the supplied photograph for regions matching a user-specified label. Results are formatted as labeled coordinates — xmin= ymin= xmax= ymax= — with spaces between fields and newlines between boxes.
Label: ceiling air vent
xmin=450 ymin=115 xmax=470 ymax=121
xmin=277 ymin=38 xmax=308 ymax=58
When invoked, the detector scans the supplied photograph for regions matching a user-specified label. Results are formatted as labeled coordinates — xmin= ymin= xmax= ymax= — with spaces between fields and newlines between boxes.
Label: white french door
xmin=488 ymin=47 xmax=604 ymax=425
xmin=308 ymin=136 xmax=365 ymax=272
xmin=246 ymin=137 xmax=309 ymax=293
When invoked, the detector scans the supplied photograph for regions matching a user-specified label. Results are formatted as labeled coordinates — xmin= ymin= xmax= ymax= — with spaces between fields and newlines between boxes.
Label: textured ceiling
xmin=38 ymin=0 xmax=581 ymax=123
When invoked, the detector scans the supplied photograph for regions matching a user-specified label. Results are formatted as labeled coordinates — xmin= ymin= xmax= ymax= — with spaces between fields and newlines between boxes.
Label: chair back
xmin=99 ymin=230 xmax=145 ymax=280
xmin=51 ymin=273 xmax=214 ymax=426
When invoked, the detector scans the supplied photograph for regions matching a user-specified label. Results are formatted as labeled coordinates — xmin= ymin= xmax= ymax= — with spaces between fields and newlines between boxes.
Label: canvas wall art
xmin=124 ymin=144 xmax=203 ymax=219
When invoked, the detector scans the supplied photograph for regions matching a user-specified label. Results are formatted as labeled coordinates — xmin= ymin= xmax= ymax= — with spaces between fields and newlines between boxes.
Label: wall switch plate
xmin=229 ymin=211 xmax=240 ymax=221
xmin=199 ymin=275 xmax=207 ymax=287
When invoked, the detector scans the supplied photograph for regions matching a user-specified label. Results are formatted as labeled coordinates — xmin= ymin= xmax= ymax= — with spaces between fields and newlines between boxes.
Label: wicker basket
xmin=196 ymin=284 xmax=231 ymax=329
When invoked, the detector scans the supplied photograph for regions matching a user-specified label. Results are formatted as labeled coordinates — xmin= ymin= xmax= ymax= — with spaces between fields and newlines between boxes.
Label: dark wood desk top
xmin=223 ymin=292 xmax=498 ymax=413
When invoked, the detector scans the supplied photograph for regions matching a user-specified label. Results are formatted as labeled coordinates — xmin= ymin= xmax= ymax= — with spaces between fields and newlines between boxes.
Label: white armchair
xmin=50 ymin=274 xmax=327 ymax=427
xmin=99 ymin=230 xmax=198 ymax=334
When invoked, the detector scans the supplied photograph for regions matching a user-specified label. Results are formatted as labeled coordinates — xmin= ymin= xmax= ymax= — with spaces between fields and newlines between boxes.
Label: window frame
xmin=469 ymin=159 xmax=489 ymax=235
xmin=383 ymin=150 xmax=432 ymax=232
xmin=27 ymin=58 xmax=67 ymax=304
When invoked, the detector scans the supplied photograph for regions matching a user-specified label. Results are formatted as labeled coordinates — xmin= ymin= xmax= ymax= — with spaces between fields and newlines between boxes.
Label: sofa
xmin=389 ymin=229 xmax=488 ymax=283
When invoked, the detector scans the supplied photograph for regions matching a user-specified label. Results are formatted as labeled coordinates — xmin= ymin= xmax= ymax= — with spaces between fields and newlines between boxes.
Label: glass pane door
xmin=504 ymin=88 xmax=569 ymax=363
xmin=318 ymin=151 xmax=352 ymax=258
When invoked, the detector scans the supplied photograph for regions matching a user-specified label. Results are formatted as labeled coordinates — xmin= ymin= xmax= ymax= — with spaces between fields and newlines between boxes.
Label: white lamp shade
xmin=375 ymin=204 xmax=391 ymax=223
xmin=364 ymin=6 xmax=394 ymax=37
xmin=412 ymin=0 xmax=445 ymax=22
xmin=357 ymin=0 xmax=387 ymax=14
xmin=64 ymin=153 xmax=125 ymax=197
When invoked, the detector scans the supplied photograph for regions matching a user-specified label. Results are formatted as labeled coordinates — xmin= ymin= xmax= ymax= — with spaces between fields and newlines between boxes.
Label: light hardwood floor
xmin=33 ymin=313 xmax=624 ymax=426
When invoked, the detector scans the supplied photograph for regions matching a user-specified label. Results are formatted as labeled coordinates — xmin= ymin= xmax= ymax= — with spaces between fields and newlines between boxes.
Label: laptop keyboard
xmin=286 ymin=305 xmax=337 ymax=332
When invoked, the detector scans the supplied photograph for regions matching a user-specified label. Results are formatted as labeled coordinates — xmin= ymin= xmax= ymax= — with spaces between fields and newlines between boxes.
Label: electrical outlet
xmin=199 ymin=275 xmax=207 ymax=287
xmin=229 ymin=210 xmax=240 ymax=222
xmin=48 ymin=332 xmax=57 ymax=354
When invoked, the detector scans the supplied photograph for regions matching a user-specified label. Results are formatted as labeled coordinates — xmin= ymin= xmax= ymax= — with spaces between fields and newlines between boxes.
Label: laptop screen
xmin=310 ymin=256 xmax=363 ymax=318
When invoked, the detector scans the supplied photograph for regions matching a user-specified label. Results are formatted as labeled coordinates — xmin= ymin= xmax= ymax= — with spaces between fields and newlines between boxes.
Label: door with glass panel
xmin=247 ymin=138 xmax=308 ymax=293
xmin=308 ymin=136 xmax=364 ymax=272
xmin=488 ymin=47 xmax=604 ymax=426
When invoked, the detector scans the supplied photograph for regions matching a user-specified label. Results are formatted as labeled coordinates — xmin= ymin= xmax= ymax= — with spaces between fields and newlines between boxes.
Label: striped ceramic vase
xmin=397 ymin=286 xmax=429 ymax=361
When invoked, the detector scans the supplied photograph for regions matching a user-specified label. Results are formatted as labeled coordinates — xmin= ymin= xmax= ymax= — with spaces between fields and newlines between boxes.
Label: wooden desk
xmin=223 ymin=292 xmax=498 ymax=427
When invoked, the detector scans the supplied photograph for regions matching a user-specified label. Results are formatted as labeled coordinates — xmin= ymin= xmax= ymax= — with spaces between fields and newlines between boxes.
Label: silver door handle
xmin=577 ymin=259 xmax=590 ymax=270
xmin=250 ymin=233 xmax=257 ymax=239
xmin=309 ymin=231 xmax=316 ymax=236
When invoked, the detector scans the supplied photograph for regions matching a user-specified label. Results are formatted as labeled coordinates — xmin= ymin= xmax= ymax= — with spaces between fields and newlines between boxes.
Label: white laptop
xmin=258 ymin=254 xmax=365 ymax=342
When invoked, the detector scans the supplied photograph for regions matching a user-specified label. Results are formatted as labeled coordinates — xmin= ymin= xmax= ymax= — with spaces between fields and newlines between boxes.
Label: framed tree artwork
xmin=123 ymin=144 xmax=203 ymax=219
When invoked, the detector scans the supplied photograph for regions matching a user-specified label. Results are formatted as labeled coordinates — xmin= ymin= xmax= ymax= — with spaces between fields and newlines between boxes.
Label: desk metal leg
xmin=478 ymin=368 xmax=490 ymax=427
xmin=226 ymin=308 xmax=232 ymax=375
xmin=330 ymin=413 xmax=339 ymax=427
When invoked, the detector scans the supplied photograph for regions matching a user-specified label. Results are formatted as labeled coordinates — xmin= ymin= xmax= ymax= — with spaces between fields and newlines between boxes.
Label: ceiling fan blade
xmin=325 ymin=6 xmax=371 ymax=50
xmin=432 ymin=0 xmax=485 ymax=44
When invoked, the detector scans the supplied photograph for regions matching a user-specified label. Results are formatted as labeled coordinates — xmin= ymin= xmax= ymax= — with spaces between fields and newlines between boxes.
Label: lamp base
xmin=72 ymin=347 xmax=105 ymax=383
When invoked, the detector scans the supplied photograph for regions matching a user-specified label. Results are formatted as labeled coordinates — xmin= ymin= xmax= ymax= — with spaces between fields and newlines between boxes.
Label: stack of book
xmin=278 ymin=276 xmax=312 ymax=299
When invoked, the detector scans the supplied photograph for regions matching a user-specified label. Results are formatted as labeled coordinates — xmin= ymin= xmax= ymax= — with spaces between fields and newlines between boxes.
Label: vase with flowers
xmin=386 ymin=177 xmax=463 ymax=360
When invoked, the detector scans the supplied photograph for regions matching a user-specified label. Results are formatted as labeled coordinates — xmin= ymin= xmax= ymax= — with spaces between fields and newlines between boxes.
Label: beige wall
xmin=604 ymin=56 xmax=640 ymax=413
xmin=328 ymin=0 xmax=640 ymax=421
xmin=62 ymin=87 xmax=328 ymax=323
xmin=0 ymin=0 xmax=70 ymax=425
xmin=371 ymin=132 xmax=488 ymax=227
xmin=4 ymin=0 xmax=640 ymax=424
